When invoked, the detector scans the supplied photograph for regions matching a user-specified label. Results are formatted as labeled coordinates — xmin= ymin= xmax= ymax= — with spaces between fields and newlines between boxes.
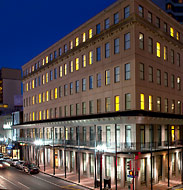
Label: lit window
xmin=89 ymin=51 xmax=93 ymax=65
xmin=164 ymin=46 xmax=168 ymax=60
xmin=39 ymin=93 xmax=42 ymax=103
xmin=32 ymin=80 xmax=34 ymax=89
xmin=82 ymin=55 xmax=86 ymax=67
xmin=170 ymin=27 xmax=174 ymax=37
xmin=105 ymin=70 xmax=110 ymax=85
xmin=39 ymin=111 xmax=42 ymax=120
xmin=75 ymin=37 xmax=79 ymax=46
xmin=64 ymin=64 xmax=67 ymax=75
xmin=55 ymin=88 xmax=58 ymax=99
xmin=26 ymin=83 xmax=28 ymax=91
xmin=59 ymin=66 xmax=63 ymax=77
xmin=46 ymin=91 xmax=49 ymax=102
xmin=42 ymin=92 xmax=45 ymax=102
xmin=76 ymin=58 xmax=79 ymax=70
xmin=46 ymin=56 xmax=48 ymax=64
xmin=70 ymin=61 xmax=73 ymax=73
xmin=42 ymin=75 xmax=45 ymax=84
xmin=32 ymin=96 xmax=35 ymax=105
xmin=82 ymin=33 xmax=86 ymax=42
xmin=176 ymin=32 xmax=180 ymax=40
xmin=177 ymin=77 xmax=181 ymax=90
xmin=140 ymin=94 xmax=144 ymax=110
xmin=46 ymin=73 xmax=49 ymax=83
xmin=105 ymin=97 xmax=111 ymax=112
xmin=89 ymin=29 xmax=93 ymax=38
xmin=167 ymin=4 xmax=172 ymax=10
xmin=42 ymin=58 xmax=45 ymax=66
xmin=46 ymin=109 xmax=49 ymax=119
xmin=156 ymin=42 xmax=160 ymax=57
xmin=69 ymin=41 xmax=73 ymax=49
xmin=51 ymin=89 xmax=54 ymax=100
xmin=115 ymin=96 xmax=120 ymax=111
xmin=149 ymin=95 xmax=153 ymax=111
xmin=32 ymin=112 xmax=35 ymax=121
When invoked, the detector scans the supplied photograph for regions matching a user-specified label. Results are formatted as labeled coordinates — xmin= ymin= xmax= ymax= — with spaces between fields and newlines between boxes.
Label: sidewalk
xmin=39 ymin=165 xmax=182 ymax=190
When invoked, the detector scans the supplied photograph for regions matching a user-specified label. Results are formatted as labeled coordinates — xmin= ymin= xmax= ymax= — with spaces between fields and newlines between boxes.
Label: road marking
xmin=0 ymin=183 xmax=7 ymax=189
xmin=32 ymin=175 xmax=81 ymax=189
xmin=18 ymin=182 xmax=30 ymax=189
xmin=0 ymin=176 xmax=19 ymax=188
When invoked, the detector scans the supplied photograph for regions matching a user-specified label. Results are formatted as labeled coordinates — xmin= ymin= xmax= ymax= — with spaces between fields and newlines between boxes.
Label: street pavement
xmin=0 ymin=167 xmax=88 ymax=190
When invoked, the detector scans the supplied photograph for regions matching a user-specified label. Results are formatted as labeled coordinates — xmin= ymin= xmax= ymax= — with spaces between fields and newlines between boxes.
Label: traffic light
xmin=127 ymin=160 xmax=131 ymax=170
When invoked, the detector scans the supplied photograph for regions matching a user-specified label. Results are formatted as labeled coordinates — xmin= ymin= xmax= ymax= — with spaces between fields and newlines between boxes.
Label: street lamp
xmin=96 ymin=144 xmax=106 ymax=190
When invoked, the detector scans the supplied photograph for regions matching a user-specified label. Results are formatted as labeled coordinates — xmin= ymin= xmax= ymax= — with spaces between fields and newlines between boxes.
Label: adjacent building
xmin=15 ymin=0 xmax=183 ymax=189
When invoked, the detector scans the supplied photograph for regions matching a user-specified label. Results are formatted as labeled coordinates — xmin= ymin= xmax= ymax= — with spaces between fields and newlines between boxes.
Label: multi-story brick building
xmin=15 ymin=0 xmax=183 ymax=189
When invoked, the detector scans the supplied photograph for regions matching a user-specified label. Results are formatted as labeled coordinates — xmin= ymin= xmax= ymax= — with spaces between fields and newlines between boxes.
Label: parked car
xmin=10 ymin=158 xmax=19 ymax=166
xmin=0 ymin=153 xmax=3 ymax=158
xmin=0 ymin=159 xmax=10 ymax=169
xmin=15 ymin=160 xmax=25 ymax=170
xmin=23 ymin=163 xmax=39 ymax=174
xmin=3 ymin=157 xmax=11 ymax=164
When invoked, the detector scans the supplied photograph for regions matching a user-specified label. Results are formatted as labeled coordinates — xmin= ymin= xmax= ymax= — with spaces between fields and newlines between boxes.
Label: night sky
xmin=0 ymin=0 xmax=116 ymax=70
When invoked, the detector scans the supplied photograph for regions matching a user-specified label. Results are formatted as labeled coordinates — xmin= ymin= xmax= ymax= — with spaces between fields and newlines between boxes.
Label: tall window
xmin=96 ymin=24 xmax=101 ymax=34
xmin=96 ymin=47 xmax=101 ymax=61
xmin=156 ymin=17 xmax=160 ymax=28
xmin=82 ymin=32 xmax=86 ymax=42
xmin=139 ymin=33 xmax=144 ymax=49
xmin=54 ymin=68 xmax=57 ymax=79
xmin=164 ymin=46 xmax=168 ymax=61
xmin=170 ymin=27 xmax=174 ymax=37
xmin=59 ymin=66 xmax=62 ymax=77
xmin=64 ymin=84 xmax=68 ymax=96
xmin=64 ymin=63 xmax=67 ymax=75
xmin=70 ymin=82 xmax=73 ymax=95
xmin=89 ymin=29 xmax=93 ymax=38
xmin=75 ymin=37 xmax=79 ymax=46
xmin=89 ymin=100 xmax=94 ymax=114
xmin=82 ymin=55 xmax=86 ymax=68
xmin=115 ymin=96 xmax=120 ymax=111
xmin=148 ymin=11 xmax=152 ymax=23
xmin=125 ymin=93 xmax=131 ymax=110
xmin=149 ymin=95 xmax=153 ymax=111
xmin=75 ymin=58 xmax=79 ymax=70
xmin=59 ymin=86 xmax=62 ymax=98
xmin=54 ymin=88 xmax=58 ymax=99
xmin=114 ymin=67 xmax=120 ymax=83
xmin=54 ymin=51 xmax=57 ymax=59
xmin=114 ymin=38 xmax=120 ymax=54
xmin=64 ymin=44 xmax=67 ymax=53
xmin=140 ymin=63 xmax=144 ymax=80
xmin=157 ymin=97 xmax=161 ymax=112
xmin=125 ymin=63 xmax=130 ymax=80
xmin=164 ymin=22 xmax=167 ymax=32
xmin=82 ymin=78 xmax=86 ymax=91
xmin=70 ymin=61 xmax=73 ymax=73
xmin=105 ymin=43 xmax=110 ymax=58
xmin=177 ymin=77 xmax=181 ymax=90
xmin=164 ymin=72 xmax=168 ymax=87
xmin=105 ymin=18 xmax=110 ymax=29
xmin=69 ymin=41 xmax=73 ymax=49
xmin=89 ymin=51 xmax=93 ymax=65
xmin=178 ymin=101 xmax=181 ymax=114
xmin=177 ymin=53 xmax=180 ymax=67
xmin=105 ymin=70 xmax=110 ymax=85
xmin=105 ymin=97 xmax=111 ymax=112
xmin=156 ymin=42 xmax=160 ymax=57
xmin=70 ymin=104 xmax=73 ymax=116
xmin=89 ymin=75 xmax=93 ymax=89
xmin=164 ymin=98 xmax=168 ymax=113
xmin=157 ymin=69 xmax=161 ymax=85
xmin=124 ymin=33 xmax=130 ymax=50
xmin=171 ymin=75 xmax=175 ymax=88
xmin=97 ymin=99 xmax=101 ymax=113
xmin=170 ymin=49 xmax=174 ymax=64
xmin=59 ymin=48 xmax=62 ymax=56
xmin=125 ymin=126 xmax=132 ymax=147
xmin=140 ymin=94 xmax=145 ymax=110
xmin=75 ymin=80 xmax=79 ymax=93
xmin=149 ymin=66 xmax=153 ymax=82
xmin=114 ymin=12 xmax=119 ymax=24
xmin=124 ymin=6 xmax=130 ymax=19
xmin=148 ymin=37 xmax=153 ymax=54
xmin=76 ymin=103 xmax=79 ymax=115
xmin=97 ymin=73 xmax=101 ymax=87
xmin=82 ymin=102 xmax=86 ymax=115
xmin=138 ymin=5 xmax=144 ymax=17
xmin=171 ymin=100 xmax=175 ymax=113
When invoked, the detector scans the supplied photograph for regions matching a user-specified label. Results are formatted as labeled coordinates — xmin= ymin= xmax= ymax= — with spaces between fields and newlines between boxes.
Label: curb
xmin=40 ymin=171 xmax=94 ymax=190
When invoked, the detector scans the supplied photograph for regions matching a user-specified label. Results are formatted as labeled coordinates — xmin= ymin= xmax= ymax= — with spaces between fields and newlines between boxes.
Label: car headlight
xmin=3 ymin=162 xmax=10 ymax=167
xmin=0 ymin=164 xmax=3 ymax=168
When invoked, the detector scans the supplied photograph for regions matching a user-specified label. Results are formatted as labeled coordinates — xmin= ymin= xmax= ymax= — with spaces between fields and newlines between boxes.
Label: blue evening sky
xmin=0 ymin=0 xmax=117 ymax=70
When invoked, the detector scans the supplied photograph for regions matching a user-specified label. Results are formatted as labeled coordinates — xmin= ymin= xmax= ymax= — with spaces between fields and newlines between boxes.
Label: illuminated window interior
xmin=26 ymin=83 xmax=28 ymax=91
xmin=55 ymin=88 xmax=58 ymax=99
xmin=42 ymin=58 xmax=45 ymax=66
xmin=64 ymin=64 xmax=67 ymax=75
xmin=32 ymin=80 xmax=34 ymax=89
xmin=164 ymin=47 xmax=167 ymax=60
xmin=171 ymin=126 xmax=175 ymax=141
xmin=83 ymin=32 xmax=86 ymax=42
xmin=43 ymin=110 xmax=46 ymax=120
xmin=46 ymin=56 xmax=48 ymax=64
xmin=89 ymin=51 xmax=93 ymax=65
xmin=43 ymin=92 xmax=45 ymax=102
xmin=156 ymin=42 xmax=160 ymax=57
xmin=70 ymin=61 xmax=73 ymax=72
xmin=39 ymin=93 xmax=42 ymax=103
xmin=176 ymin=32 xmax=180 ymax=40
xmin=32 ymin=65 xmax=34 ymax=72
xmin=76 ymin=58 xmax=79 ymax=70
xmin=42 ymin=75 xmax=45 ymax=84
xmin=167 ymin=4 xmax=172 ymax=10
xmin=46 ymin=73 xmax=48 ymax=83
xmin=115 ymin=96 xmax=120 ymax=111
xmin=29 ymin=113 xmax=32 ymax=121
xmin=39 ymin=111 xmax=42 ymax=120
xmin=0 ymin=104 xmax=8 ymax=108
xmin=32 ymin=96 xmax=35 ymax=105
xmin=170 ymin=27 xmax=174 ymax=37
xmin=46 ymin=91 xmax=49 ymax=102
xmin=32 ymin=112 xmax=35 ymax=121
xmin=51 ymin=89 xmax=54 ymax=100
xmin=83 ymin=55 xmax=86 ymax=67
xmin=89 ymin=29 xmax=93 ymax=39
xmin=140 ymin=93 xmax=145 ymax=110
xmin=75 ymin=37 xmax=79 ymax=46
xmin=149 ymin=95 xmax=152 ymax=111
xmin=60 ymin=66 xmax=62 ymax=77
xmin=70 ymin=41 xmax=73 ymax=49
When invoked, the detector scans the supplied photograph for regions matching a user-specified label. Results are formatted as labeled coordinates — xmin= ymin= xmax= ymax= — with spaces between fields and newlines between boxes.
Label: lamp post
xmin=96 ymin=144 xmax=106 ymax=190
